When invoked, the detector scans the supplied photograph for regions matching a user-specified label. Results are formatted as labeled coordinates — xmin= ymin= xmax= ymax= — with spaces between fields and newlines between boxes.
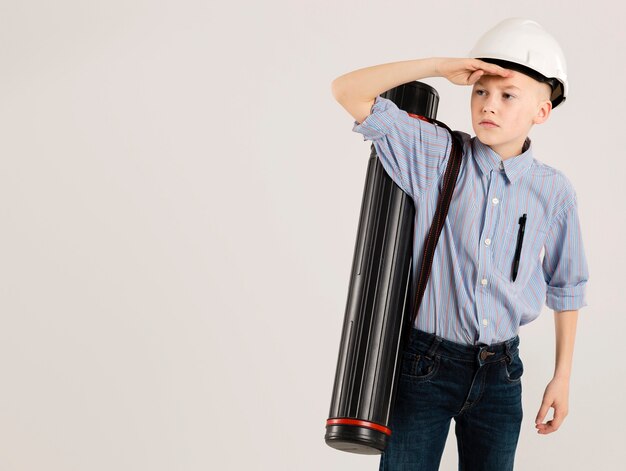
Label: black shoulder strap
xmin=410 ymin=122 xmax=463 ymax=326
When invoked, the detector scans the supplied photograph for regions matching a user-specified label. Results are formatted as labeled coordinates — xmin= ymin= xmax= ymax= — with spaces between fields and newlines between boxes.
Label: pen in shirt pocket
xmin=511 ymin=213 xmax=527 ymax=282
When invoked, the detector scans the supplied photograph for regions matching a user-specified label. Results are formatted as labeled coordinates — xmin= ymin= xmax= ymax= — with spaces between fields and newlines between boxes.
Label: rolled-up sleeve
xmin=542 ymin=196 xmax=589 ymax=311
xmin=352 ymin=95 xmax=452 ymax=199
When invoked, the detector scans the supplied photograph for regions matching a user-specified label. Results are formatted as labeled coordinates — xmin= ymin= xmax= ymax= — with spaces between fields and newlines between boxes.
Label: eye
xmin=503 ymin=93 xmax=515 ymax=100
xmin=475 ymin=89 xmax=485 ymax=96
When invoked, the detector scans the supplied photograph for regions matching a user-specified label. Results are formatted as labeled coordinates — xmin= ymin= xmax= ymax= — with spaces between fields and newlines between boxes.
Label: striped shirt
xmin=352 ymin=95 xmax=589 ymax=346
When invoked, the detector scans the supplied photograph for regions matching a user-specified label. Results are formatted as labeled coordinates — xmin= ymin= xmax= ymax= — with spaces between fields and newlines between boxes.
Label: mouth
xmin=479 ymin=120 xmax=499 ymax=128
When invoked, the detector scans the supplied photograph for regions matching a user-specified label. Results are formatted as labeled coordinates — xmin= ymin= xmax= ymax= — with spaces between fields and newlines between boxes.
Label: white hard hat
xmin=468 ymin=18 xmax=568 ymax=109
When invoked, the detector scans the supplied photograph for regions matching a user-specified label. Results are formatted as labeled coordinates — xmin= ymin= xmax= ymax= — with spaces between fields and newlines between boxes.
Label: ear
xmin=532 ymin=100 xmax=552 ymax=125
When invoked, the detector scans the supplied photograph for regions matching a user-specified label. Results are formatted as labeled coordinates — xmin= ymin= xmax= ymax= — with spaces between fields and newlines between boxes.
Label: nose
xmin=482 ymin=94 xmax=497 ymax=114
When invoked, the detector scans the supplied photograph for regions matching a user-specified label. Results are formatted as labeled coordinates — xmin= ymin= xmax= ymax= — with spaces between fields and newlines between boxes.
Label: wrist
xmin=554 ymin=372 xmax=571 ymax=381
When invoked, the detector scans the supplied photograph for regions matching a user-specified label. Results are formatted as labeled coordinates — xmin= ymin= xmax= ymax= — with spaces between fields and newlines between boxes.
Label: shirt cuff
xmin=546 ymin=283 xmax=588 ymax=311
xmin=352 ymin=95 xmax=397 ymax=141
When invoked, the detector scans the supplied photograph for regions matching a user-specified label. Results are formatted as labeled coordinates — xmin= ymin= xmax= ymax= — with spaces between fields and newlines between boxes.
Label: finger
xmin=477 ymin=60 xmax=512 ymax=77
xmin=536 ymin=421 xmax=553 ymax=433
xmin=498 ymin=68 xmax=513 ymax=77
xmin=467 ymin=69 xmax=483 ymax=84
xmin=489 ymin=64 xmax=512 ymax=77
xmin=539 ymin=420 xmax=558 ymax=434
xmin=535 ymin=403 xmax=551 ymax=424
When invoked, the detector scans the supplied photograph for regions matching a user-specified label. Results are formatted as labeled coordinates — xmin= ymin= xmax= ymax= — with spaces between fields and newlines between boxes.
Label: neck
xmin=489 ymin=136 xmax=529 ymax=160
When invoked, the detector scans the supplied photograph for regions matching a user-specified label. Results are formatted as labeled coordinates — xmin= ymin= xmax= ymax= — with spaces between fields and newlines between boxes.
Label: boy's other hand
xmin=535 ymin=376 xmax=570 ymax=434
xmin=435 ymin=58 xmax=512 ymax=86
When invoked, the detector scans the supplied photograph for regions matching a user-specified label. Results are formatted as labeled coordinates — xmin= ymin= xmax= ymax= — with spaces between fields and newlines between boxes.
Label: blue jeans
xmin=380 ymin=328 xmax=524 ymax=471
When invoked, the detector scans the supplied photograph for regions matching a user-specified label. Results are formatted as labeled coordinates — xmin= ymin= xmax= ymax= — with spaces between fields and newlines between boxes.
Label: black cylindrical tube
xmin=325 ymin=81 xmax=440 ymax=455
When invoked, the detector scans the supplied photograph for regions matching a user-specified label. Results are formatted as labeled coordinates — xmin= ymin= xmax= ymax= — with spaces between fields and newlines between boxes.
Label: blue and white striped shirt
xmin=352 ymin=95 xmax=589 ymax=346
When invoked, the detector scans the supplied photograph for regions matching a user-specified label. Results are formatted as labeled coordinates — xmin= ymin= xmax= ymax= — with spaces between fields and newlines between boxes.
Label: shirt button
xmin=485 ymin=238 xmax=491 ymax=246
xmin=492 ymin=197 xmax=499 ymax=205
xmin=480 ymin=278 xmax=488 ymax=286
xmin=499 ymin=161 xmax=504 ymax=170
xmin=482 ymin=319 xmax=489 ymax=326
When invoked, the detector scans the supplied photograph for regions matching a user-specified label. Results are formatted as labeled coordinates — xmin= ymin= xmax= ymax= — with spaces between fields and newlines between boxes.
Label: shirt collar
xmin=472 ymin=136 xmax=534 ymax=184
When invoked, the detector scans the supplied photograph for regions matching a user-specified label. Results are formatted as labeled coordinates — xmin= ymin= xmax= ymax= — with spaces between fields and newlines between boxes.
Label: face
xmin=470 ymin=70 xmax=552 ymax=159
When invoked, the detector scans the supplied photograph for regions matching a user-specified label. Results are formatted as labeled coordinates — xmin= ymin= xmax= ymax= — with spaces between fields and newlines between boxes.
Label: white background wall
xmin=0 ymin=1 xmax=623 ymax=469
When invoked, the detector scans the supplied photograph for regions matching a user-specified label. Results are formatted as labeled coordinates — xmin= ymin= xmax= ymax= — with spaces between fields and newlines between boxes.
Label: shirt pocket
xmin=492 ymin=225 xmax=546 ymax=286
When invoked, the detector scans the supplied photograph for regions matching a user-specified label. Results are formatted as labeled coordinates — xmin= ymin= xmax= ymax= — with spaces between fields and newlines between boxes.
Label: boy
xmin=331 ymin=18 xmax=588 ymax=471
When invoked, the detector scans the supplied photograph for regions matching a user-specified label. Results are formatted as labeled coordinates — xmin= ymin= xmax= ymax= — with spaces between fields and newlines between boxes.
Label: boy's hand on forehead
xmin=434 ymin=57 xmax=513 ymax=86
